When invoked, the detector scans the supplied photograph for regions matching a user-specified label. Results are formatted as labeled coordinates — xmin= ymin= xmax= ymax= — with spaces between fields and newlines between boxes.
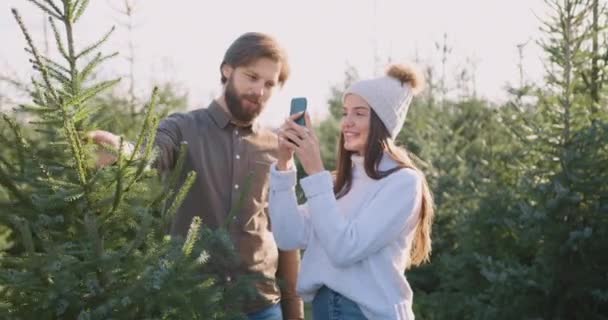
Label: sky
xmin=1 ymin=0 xmax=548 ymax=127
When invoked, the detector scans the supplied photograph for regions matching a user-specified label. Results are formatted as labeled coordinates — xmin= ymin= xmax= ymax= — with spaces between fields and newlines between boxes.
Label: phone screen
xmin=290 ymin=97 xmax=307 ymax=126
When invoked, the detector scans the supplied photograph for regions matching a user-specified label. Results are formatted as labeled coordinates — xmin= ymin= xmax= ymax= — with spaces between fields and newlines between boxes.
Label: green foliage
xmin=0 ymin=1 xmax=249 ymax=319
xmin=403 ymin=1 xmax=608 ymax=319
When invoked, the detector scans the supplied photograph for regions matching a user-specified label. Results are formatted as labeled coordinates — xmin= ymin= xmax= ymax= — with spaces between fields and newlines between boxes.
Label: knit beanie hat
xmin=344 ymin=64 xmax=424 ymax=139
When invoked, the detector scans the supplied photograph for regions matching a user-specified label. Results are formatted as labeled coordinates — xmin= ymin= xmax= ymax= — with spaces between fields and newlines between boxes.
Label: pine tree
xmin=414 ymin=1 xmax=608 ymax=318
xmin=0 ymin=1 xmax=251 ymax=319
xmin=508 ymin=0 xmax=608 ymax=316
xmin=399 ymin=1 xmax=608 ymax=318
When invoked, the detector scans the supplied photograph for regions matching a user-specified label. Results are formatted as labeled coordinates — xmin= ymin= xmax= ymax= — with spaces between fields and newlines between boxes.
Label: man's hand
xmin=86 ymin=130 xmax=124 ymax=168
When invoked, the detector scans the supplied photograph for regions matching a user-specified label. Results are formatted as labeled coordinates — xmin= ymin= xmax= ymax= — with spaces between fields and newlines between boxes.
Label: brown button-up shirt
xmin=154 ymin=101 xmax=303 ymax=318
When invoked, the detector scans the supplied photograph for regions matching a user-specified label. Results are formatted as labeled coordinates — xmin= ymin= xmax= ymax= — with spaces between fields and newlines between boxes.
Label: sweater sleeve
xmin=300 ymin=169 xmax=422 ymax=268
xmin=268 ymin=163 xmax=312 ymax=250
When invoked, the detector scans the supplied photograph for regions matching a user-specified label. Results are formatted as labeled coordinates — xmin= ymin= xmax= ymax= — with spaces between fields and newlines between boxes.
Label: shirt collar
xmin=208 ymin=100 xmax=259 ymax=133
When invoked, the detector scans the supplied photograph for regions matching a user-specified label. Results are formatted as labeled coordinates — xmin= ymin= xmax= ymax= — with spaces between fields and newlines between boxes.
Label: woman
xmin=269 ymin=64 xmax=434 ymax=320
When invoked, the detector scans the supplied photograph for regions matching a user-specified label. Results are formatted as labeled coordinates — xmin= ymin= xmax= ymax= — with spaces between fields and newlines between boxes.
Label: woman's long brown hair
xmin=333 ymin=111 xmax=435 ymax=268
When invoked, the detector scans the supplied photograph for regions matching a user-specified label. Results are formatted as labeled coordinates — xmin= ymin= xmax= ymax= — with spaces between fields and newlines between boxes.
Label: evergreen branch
xmin=33 ymin=128 xmax=60 ymax=136
xmin=0 ymin=154 xmax=15 ymax=173
xmin=64 ymin=79 xmax=120 ymax=108
xmin=117 ymin=114 xmax=161 ymax=197
xmin=73 ymin=0 xmax=90 ymax=23
xmin=2 ymin=114 xmax=52 ymax=182
xmin=62 ymin=0 xmax=73 ymax=23
xmin=0 ymin=159 xmax=33 ymax=209
xmin=0 ymin=132 xmax=10 ymax=145
xmin=48 ymin=17 xmax=70 ymax=61
xmin=84 ymin=213 xmax=110 ymax=286
xmin=31 ymin=78 xmax=48 ymax=107
xmin=42 ymin=0 xmax=63 ymax=16
xmin=1 ymin=113 xmax=28 ymax=176
xmin=33 ymin=61 xmax=69 ymax=84
xmin=18 ymin=103 xmax=56 ymax=113
xmin=12 ymin=9 xmax=59 ymax=103
xmin=223 ymin=172 xmax=254 ymax=229
xmin=182 ymin=216 xmax=202 ymax=257
xmin=13 ymin=11 xmax=84 ymax=202
xmin=76 ymin=26 xmax=115 ymax=60
xmin=40 ymin=175 xmax=80 ymax=189
xmin=62 ymin=0 xmax=79 ymax=96
xmin=129 ymin=87 xmax=159 ymax=163
xmin=49 ymin=12 xmax=116 ymax=191
xmin=71 ymin=121 xmax=89 ymax=182
xmin=24 ymin=48 xmax=71 ymax=75
xmin=510 ymin=110 xmax=541 ymax=138
xmin=138 ymin=116 xmax=159 ymax=173
xmin=0 ymin=201 xmax=19 ymax=213
xmin=150 ymin=142 xmax=188 ymax=208
xmin=79 ymin=52 xmax=119 ymax=83
xmin=9 ymin=216 xmax=35 ymax=254
xmin=35 ymin=226 xmax=54 ymax=254
xmin=30 ymin=79 xmax=63 ymax=105
xmin=28 ymin=119 xmax=63 ymax=126
xmin=73 ymin=104 xmax=101 ymax=123
xmin=162 ymin=171 xmax=196 ymax=229
xmin=25 ymin=0 xmax=62 ymax=20
xmin=48 ymin=141 xmax=71 ymax=149
xmin=120 ymin=126 xmax=158 ymax=201
xmin=60 ymin=114 xmax=88 ymax=187
xmin=120 ymin=213 xmax=151 ymax=258
xmin=110 ymin=138 xmax=124 ymax=215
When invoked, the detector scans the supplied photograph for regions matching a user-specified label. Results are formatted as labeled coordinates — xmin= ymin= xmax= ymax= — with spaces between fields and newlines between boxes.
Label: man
xmin=89 ymin=32 xmax=303 ymax=320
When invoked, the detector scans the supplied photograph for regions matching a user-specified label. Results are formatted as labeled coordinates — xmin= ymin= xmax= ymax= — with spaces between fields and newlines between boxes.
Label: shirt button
xmin=234 ymin=184 xmax=239 ymax=190
xmin=234 ymin=130 xmax=239 ymax=136
xmin=235 ymin=155 xmax=240 ymax=160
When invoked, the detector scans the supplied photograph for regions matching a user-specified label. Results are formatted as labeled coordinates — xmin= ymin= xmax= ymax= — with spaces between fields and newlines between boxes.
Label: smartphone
xmin=290 ymin=97 xmax=307 ymax=126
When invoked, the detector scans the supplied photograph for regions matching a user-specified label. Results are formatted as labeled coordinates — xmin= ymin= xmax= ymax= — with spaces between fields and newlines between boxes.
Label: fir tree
xmin=409 ymin=1 xmax=608 ymax=318
xmin=0 ymin=1 xmax=251 ymax=319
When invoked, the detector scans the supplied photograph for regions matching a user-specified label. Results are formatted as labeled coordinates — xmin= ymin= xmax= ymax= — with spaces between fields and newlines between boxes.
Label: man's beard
xmin=225 ymin=77 xmax=264 ymax=123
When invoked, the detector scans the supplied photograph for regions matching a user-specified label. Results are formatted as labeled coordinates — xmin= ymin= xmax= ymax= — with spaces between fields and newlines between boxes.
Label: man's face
xmin=223 ymin=57 xmax=281 ymax=123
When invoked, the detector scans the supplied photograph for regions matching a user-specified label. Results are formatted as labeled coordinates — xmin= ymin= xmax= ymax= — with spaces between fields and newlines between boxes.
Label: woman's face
xmin=341 ymin=94 xmax=371 ymax=155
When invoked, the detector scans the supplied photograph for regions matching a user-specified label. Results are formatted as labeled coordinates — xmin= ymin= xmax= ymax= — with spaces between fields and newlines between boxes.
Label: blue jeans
xmin=246 ymin=303 xmax=283 ymax=320
xmin=312 ymin=286 xmax=367 ymax=320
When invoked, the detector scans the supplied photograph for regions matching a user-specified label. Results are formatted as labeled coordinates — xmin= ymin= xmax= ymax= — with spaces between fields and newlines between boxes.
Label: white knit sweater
xmin=269 ymin=154 xmax=423 ymax=320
